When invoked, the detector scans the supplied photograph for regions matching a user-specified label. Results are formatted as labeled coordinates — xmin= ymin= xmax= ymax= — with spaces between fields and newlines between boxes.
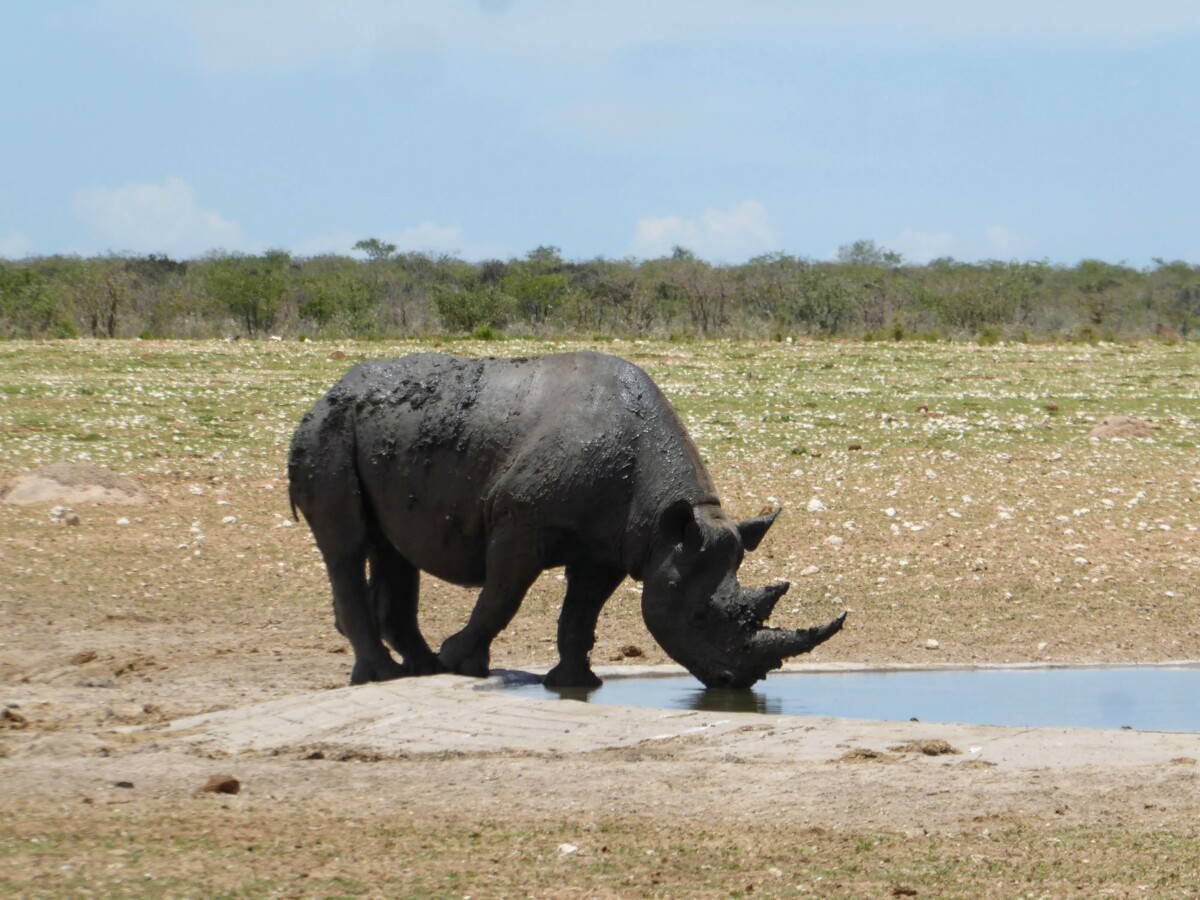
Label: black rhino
xmin=288 ymin=352 xmax=844 ymax=689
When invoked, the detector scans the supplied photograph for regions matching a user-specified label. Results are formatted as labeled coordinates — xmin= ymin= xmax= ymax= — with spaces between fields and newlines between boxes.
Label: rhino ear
xmin=661 ymin=499 xmax=702 ymax=551
xmin=737 ymin=505 xmax=781 ymax=552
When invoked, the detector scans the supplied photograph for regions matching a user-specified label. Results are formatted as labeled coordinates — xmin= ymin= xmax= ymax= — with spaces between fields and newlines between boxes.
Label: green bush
xmin=0 ymin=264 xmax=75 ymax=337
xmin=433 ymin=284 xmax=514 ymax=333
xmin=977 ymin=325 xmax=1002 ymax=345
xmin=471 ymin=325 xmax=501 ymax=341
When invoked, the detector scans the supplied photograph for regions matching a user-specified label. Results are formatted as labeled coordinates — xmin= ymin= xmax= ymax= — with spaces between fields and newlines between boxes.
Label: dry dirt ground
xmin=2 ymin=339 xmax=1200 ymax=897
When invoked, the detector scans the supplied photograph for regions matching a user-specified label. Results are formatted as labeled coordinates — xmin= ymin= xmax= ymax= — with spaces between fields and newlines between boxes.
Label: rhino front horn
xmin=749 ymin=611 xmax=847 ymax=664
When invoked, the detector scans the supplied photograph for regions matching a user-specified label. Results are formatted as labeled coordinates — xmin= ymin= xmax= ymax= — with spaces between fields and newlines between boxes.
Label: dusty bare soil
xmin=2 ymin=338 xmax=1200 ymax=897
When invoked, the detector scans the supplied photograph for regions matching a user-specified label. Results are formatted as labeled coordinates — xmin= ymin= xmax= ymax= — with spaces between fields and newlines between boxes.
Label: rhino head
xmin=641 ymin=502 xmax=846 ymax=689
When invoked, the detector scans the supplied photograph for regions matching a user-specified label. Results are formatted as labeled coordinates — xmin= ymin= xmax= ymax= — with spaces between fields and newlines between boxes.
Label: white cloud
xmin=109 ymin=0 xmax=1200 ymax=73
xmin=0 ymin=231 xmax=34 ymax=260
xmin=632 ymin=200 xmax=778 ymax=262
xmin=72 ymin=176 xmax=243 ymax=257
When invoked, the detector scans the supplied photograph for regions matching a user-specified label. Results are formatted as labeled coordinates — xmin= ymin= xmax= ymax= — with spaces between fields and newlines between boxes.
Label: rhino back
xmin=327 ymin=352 xmax=713 ymax=582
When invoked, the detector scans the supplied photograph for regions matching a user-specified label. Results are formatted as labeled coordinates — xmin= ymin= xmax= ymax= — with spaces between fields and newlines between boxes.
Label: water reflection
xmin=541 ymin=684 xmax=602 ymax=703
xmin=683 ymin=687 xmax=781 ymax=715
xmin=539 ymin=680 xmax=782 ymax=714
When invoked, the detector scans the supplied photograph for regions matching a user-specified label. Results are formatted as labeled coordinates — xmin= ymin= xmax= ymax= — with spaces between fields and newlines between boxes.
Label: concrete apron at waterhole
xmin=163 ymin=662 xmax=1200 ymax=770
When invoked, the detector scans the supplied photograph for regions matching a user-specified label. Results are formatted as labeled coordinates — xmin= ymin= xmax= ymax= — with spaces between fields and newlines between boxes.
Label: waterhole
xmin=505 ymin=664 xmax=1200 ymax=732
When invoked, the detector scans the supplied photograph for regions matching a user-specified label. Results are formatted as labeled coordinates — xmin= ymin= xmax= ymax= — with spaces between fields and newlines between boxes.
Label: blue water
xmin=506 ymin=665 xmax=1200 ymax=732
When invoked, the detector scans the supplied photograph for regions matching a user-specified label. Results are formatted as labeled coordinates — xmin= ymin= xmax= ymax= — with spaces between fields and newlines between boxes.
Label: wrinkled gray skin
xmin=288 ymin=352 xmax=846 ymax=689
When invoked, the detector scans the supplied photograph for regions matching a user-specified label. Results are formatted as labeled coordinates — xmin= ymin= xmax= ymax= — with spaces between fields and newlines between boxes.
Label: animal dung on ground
xmin=890 ymin=739 xmax=961 ymax=756
xmin=201 ymin=774 xmax=241 ymax=795
xmin=49 ymin=505 xmax=81 ymax=525
xmin=2 ymin=708 xmax=28 ymax=729
xmin=835 ymin=747 xmax=895 ymax=763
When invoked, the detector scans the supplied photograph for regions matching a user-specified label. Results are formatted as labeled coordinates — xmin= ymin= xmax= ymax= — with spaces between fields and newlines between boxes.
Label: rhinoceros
xmin=288 ymin=352 xmax=845 ymax=689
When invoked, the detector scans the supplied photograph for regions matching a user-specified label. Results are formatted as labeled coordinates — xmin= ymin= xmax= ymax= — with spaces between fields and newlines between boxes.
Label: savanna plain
xmin=2 ymin=337 xmax=1200 ymax=897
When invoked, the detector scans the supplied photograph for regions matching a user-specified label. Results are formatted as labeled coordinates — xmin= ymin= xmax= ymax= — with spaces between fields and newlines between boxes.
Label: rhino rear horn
xmin=742 ymin=580 xmax=790 ymax=623
xmin=737 ymin=505 xmax=781 ymax=552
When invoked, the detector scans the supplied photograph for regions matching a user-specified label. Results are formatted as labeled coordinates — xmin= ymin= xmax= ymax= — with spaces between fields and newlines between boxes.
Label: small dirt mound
xmin=0 ymin=463 xmax=155 ymax=506
xmin=1089 ymin=415 xmax=1153 ymax=439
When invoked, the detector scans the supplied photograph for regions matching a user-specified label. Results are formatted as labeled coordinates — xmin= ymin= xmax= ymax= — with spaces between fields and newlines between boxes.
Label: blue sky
xmin=2 ymin=1 xmax=1199 ymax=265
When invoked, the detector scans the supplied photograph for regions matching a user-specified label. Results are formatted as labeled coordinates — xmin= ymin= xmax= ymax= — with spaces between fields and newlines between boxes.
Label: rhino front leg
xmin=438 ymin=526 xmax=541 ymax=678
xmin=543 ymin=564 xmax=625 ymax=689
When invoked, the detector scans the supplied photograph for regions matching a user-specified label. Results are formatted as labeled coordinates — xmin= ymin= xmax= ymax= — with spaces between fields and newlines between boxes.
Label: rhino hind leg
xmin=324 ymin=554 xmax=407 ymax=685
xmin=367 ymin=542 xmax=442 ymax=676
xmin=438 ymin=524 xmax=542 ymax=678
xmin=289 ymin=402 xmax=404 ymax=685
xmin=543 ymin=564 xmax=625 ymax=689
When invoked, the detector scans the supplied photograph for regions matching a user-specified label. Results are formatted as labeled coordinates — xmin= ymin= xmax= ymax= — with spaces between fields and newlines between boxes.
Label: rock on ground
xmin=0 ymin=463 xmax=155 ymax=506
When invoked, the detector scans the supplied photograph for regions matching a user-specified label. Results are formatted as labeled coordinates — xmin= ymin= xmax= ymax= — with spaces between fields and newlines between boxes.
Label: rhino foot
xmin=349 ymin=654 xmax=407 ymax=685
xmin=543 ymin=662 xmax=602 ymax=689
xmin=438 ymin=633 xmax=492 ymax=678
xmin=451 ymin=652 xmax=490 ymax=678
xmin=401 ymin=652 xmax=446 ymax=676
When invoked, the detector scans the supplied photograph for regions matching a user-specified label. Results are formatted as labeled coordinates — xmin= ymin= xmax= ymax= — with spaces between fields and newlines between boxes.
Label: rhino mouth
xmin=691 ymin=610 xmax=849 ymax=689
